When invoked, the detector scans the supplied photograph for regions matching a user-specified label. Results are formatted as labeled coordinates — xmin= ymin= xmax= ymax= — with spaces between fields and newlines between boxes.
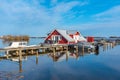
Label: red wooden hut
xmin=44 ymin=29 xmax=86 ymax=44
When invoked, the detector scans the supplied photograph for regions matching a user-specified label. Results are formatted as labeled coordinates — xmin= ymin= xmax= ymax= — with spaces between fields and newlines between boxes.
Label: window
xmin=52 ymin=35 xmax=61 ymax=43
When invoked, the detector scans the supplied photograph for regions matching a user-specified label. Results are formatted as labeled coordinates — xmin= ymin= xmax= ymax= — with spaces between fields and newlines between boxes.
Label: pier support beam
xmin=6 ymin=50 xmax=9 ymax=59
xmin=82 ymin=45 xmax=84 ymax=55
xmin=31 ymin=49 xmax=34 ymax=54
xmin=19 ymin=60 xmax=22 ymax=73
xmin=53 ymin=47 xmax=56 ymax=56
xmin=19 ymin=49 xmax=22 ymax=62
xmin=76 ymin=45 xmax=79 ymax=59
xmin=19 ymin=49 xmax=22 ymax=73
xmin=66 ymin=46 xmax=68 ymax=61
xmin=52 ymin=47 xmax=56 ymax=61
xmin=36 ymin=50 xmax=39 ymax=64
xmin=16 ymin=50 xmax=19 ymax=56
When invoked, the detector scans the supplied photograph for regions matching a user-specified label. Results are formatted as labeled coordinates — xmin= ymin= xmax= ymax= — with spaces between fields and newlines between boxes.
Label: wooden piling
xmin=15 ymin=50 xmax=18 ymax=56
xmin=31 ymin=49 xmax=34 ymax=54
xmin=19 ymin=49 xmax=22 ymax=62
xmin=19 ymin=60 xmax=22 ymax=73
xmin=82 ymin=45 xmax=84 ymax=55
xmin=36 ymin=56 xmax=38 ymax=64
xmin=36 ymin=49 xmax=39 ymax=57
xmin=52 ymin=47 xmax=56 ymax=61
xmin=76 ymin=45 xmax=79 ymax=59
xmin=6 ymin=50 xmax=9 ymax=59
xmin=53 ymin=47 xmax=56 ymax=56
xmin=36 ymin=49 xmax=39 ymax=64
xmin=66 ymin=46 xmax=68 ymax=61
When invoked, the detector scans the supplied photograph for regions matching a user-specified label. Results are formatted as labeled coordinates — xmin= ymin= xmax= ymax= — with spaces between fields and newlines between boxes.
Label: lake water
xmin=0 ymin=39 xmax=120 ymax=80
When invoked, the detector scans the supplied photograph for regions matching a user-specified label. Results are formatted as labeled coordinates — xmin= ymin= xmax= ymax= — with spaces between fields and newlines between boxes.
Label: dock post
xmin=19 ymin=60 xmax=22 ymax=73
xmin=76 ymin=45 xmax=79 ymax=59
xmin=19 ymin=49 xmax=22 ymax=73
xmin=53 ymin=47 xmax=56 ymax=61
xmin=19 ymin=49 xmax=22 ymax=62
xmin=66 ymin=45 xmax=68 ymax=51
xmin=66 ymin=46 xmax=68 ymax=61
xmin=6 ymin=50 xmax=9 ymax=59
xmin=31 ymin=49 xmax=33 ymax=54
xmin=82 ymin=45 xmax=84 ymax=55
xmin=16 ymin=50 xmax=19 ymax=56
xmin=25 ymin=49 xmax=28 ymax=56
xmin=66 ymin=51 xmax=68 ymax=61
xmin=36 ymin=49 xmax=39 ymax=64
xmin=36 ymin=49 xmax=39 ymax=57
xmin=53 ymin=47 xmax=56 ymax=56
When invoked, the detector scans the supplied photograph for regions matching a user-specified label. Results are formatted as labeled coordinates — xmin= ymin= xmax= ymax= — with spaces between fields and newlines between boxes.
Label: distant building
xmin=87 ymin=36 xmax=94 ymax=42
xmin=44 ymin=29 xmax=86 ymax=44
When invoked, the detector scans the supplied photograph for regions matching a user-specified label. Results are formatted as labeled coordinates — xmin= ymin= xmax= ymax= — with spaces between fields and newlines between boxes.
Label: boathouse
xmin=44 ymin=29 xmax=86 ymax=44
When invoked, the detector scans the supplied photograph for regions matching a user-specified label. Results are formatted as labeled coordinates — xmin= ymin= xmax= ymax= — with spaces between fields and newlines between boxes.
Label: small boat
xmin=4 ymin=41 xmax=28 ymax=49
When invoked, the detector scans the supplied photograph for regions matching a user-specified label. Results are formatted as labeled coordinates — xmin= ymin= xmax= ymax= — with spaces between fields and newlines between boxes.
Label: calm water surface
xmin=0 ymin=39 xmax=120 ymax=80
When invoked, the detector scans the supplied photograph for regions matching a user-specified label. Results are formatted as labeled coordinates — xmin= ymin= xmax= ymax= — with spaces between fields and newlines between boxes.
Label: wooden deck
xmin=0 ymin=42 xmax=116 ymax=61
xmin=0 ymin=44 xmax=69 ymax=60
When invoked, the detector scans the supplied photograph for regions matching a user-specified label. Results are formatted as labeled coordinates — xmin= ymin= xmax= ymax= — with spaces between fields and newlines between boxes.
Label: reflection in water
xmin=19 ymin=61 xmax=23 ymax=73
xmin=0 ymin=48 xmax=100 ymax=73
xmin=48 ymin=50 xmax=98 ymax=62
xmin=102 ymin=43 xmax=116 ymax=51
xmin=1 ymin=43 xmax=120 ymax=80
xmin=36 ymin=56 xmax=38 ymax=65
xmin=0 ymin=71 xmax=24 ymax=80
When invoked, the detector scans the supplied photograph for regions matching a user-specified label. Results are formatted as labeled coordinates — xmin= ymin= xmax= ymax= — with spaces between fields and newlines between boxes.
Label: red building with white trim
xmin=44 ymin=29 xmax=86 ymax=44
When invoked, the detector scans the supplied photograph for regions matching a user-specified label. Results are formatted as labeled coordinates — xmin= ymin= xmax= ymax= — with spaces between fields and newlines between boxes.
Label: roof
xmin=66 ymin=30 xmax=78 ymax=34
xmin=56 ymin=29 xmax=75 ymax=42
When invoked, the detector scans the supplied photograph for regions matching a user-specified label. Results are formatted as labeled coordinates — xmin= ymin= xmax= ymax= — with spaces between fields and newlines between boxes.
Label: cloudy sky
xmin=0 ymin=0 xmax=120 ymax=37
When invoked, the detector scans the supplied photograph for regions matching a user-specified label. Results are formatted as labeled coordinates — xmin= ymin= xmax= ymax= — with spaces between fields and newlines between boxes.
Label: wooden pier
xmin=0 ymin=44 xmax=68 ymax=59
xmin=0 ymin=42 xmax=116 ymax=59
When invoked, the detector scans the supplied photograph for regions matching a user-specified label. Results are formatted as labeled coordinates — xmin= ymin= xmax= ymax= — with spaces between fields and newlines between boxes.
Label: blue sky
xmin=0 ymin=0 xmax=120 ymax=37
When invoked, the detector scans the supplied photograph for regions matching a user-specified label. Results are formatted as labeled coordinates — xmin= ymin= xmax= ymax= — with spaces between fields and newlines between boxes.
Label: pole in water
xmin=6 ymin=50 xmax=9 ymax=59
xmin=36 ymin=50 xmax=39 ymax=64
xmin=19 ymin=60 xmax=23 ymax=73
xmin=66 ymin=51 xmax=68 ymax=61
xmin=82 ymin=45 xmax=84 ymax=55
xmin=95 ymin=44 xmax=99 ymax=55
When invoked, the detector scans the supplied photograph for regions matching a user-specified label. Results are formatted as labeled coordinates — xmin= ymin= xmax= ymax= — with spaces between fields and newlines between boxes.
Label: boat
xmin=4 ymin=41 xmax=28 ymax=49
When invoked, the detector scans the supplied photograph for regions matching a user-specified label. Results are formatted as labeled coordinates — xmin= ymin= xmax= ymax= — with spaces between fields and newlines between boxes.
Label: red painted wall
xmin=87 ymin=36 xmax=94 ymax=42
xmin=45 ymin=30 xmax=68 ymax=44
xmin=69 ymin=34 xmax=73 ymax=38
xmin=58 ymin=36 xmax=68 ymax=44
xmin=75 ymin=32 xmax=80 ymax=35
xmin=45 ymin=30 xmax=60 ymax=40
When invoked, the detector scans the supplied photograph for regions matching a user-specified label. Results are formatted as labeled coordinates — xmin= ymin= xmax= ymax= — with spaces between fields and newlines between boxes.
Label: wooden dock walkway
xmin=0 ymin=44 xmax=69 ymax=59
xmin=0 ymin=41 xmax=116 ymax=61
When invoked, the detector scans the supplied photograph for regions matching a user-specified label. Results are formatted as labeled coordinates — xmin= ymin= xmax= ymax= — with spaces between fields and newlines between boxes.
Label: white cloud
xmin=93 ymin=5 xmax=120 ymax=22
xmin=0 ymin=0 xmax=88 ymax=36
xmin=52 ymin=1 xmax=80 ymax=13
xmin=52 ymin=1 xmax=87 ymax=14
